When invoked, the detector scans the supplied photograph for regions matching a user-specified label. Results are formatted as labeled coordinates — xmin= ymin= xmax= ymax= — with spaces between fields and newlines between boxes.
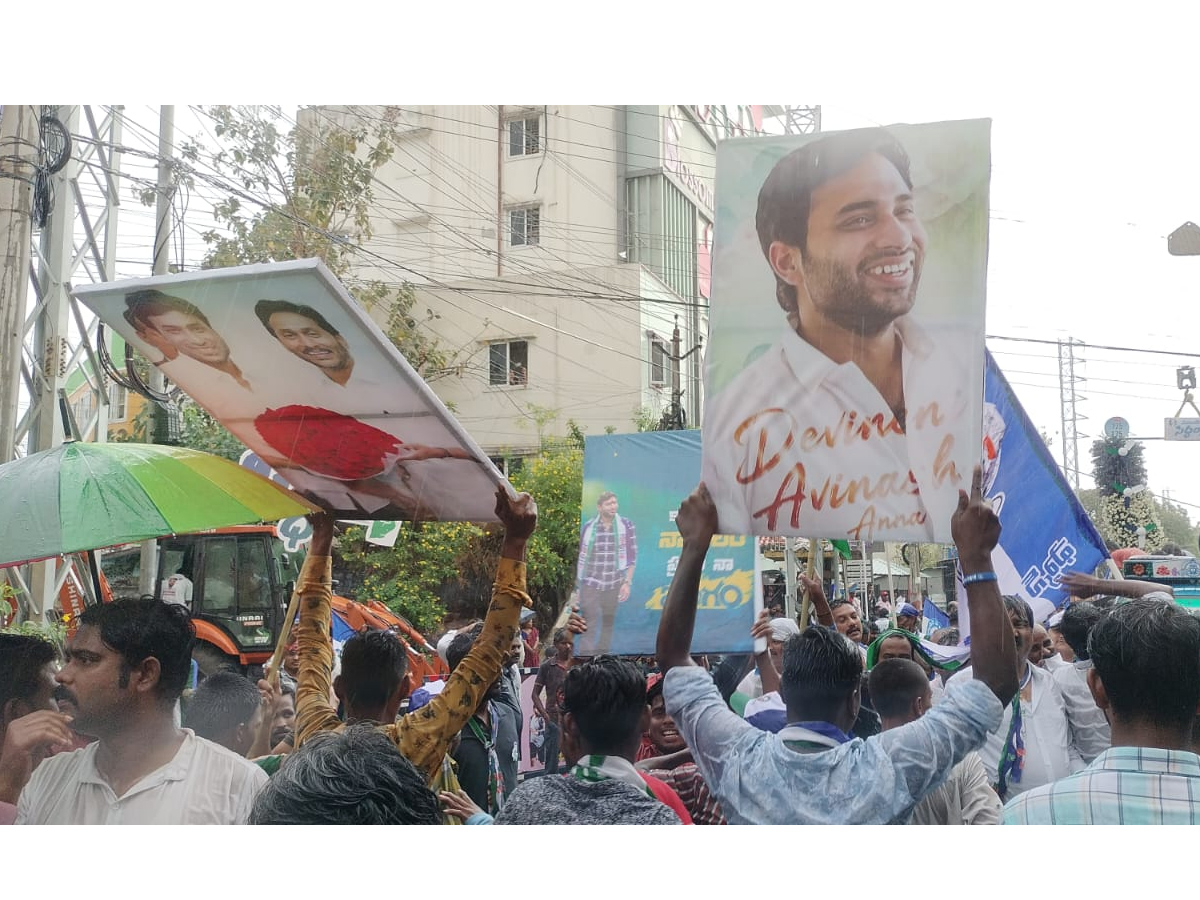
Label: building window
xmin=649 ymin=334 xmax=670 ymax=387
xmin=108 ymin=383 xmax=127 ymax=420
xmin=508 ymin=116 xmax=541 ymax=156
xmin=509 ymin=207 xmax=540 ymax=246
xmin=489 ymin=340 xmax=529 ymax=386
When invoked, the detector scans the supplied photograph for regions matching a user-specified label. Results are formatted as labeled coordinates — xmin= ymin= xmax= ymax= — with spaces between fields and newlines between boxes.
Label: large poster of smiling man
xmin=702 ymin=120 xmax=990 ymax=542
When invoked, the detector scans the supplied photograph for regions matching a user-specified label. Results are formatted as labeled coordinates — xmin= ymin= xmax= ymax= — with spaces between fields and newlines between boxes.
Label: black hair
xmin=78 ymin=598 xmax=195 ymax=704
xmin=249 ymin=723 xmax=440 ymax=825
xmin=932 ymin=627 xmax=960 ymax=647
xmin=1161 ymin=542 xmax=1185 ymax=557
xmin=0 ymin=634 xmax=58 ymax=717
xmin=559 ymin=655 xmax=647 ymax=755
xmin=338 ymin=629 xmax=409 ymax=711
xmin=445 ymin=622 xmax=486 ymax=673
xmin=1002 ymin=595 xmax=1034 ymax=628
xmin=184 ymin=671 xmax=261 ymax=744
xmin=646 ymin=677 xmax=665 ymax=706
xmin=552 ymin=628 xmax=570 ymax=645
xmin=1060 ymin=603 xmax=1106 ymax=661
xmin=596 ymin=491 xmax=617 ymax=506
xmin=124 ymin=289 xmax=211 ymax=330
xmin=1088 ymin=599 xmax=1200 ymax=731
xmin=867 ymin=659 xmax=931 ymax=720
xmin=755 ymin=127 xmax=914 ymax=312
xmin=711 ymin=653 xmax=751 ymax=706
xmin=253 ymin=300 xmax=341 ymax=338
xmin=778 ymin=626 xmax=863 ymax=722
xmin=829 ymin=599 xmax=856 ymax=614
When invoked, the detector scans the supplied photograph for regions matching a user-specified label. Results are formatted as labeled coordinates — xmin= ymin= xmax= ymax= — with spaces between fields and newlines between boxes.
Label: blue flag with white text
xmin=956 ymin=354 xmax=1109 ymax=638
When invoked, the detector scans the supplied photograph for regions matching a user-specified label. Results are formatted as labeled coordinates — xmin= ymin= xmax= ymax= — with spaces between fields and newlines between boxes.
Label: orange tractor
xmin=96 ymin=524 xmax=447 ymax=694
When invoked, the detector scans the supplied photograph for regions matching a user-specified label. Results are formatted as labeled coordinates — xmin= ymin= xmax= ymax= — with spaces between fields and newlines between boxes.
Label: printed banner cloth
xmin=74 ymin=259 xmax=506 ymax=521
xmin=702 ymin=120 xmax=991 ymax=542
xmin=956 ymin=353 xmax=1110 ymax=637
xmin=574 ymin=431 xmax=758 ymax=657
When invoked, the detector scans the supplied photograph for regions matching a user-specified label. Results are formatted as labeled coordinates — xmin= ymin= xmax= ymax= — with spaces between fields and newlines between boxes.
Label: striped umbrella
xmin=0 ymin=442 xmax=320 ymax=568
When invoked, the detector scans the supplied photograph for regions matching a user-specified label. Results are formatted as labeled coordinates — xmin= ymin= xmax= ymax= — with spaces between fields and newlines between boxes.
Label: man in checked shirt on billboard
xmin=576 ymin=492 xmax=638 ymax=656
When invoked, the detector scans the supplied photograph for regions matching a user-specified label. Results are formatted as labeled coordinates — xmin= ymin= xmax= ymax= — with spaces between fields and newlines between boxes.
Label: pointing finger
xmin=970 ymin=464 xmax=983 ymax=503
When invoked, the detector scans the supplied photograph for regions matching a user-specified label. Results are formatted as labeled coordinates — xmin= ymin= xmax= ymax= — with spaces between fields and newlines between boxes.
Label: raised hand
xmin=676 ymin=482 xmax=718 ymax=548
xmin=950 ymin=465 xmax=1000 ymax=574
xmin=495 ymin=487 xmax=537 ymax=541
xmin=750 ymin=609 xmax=773 ymax=642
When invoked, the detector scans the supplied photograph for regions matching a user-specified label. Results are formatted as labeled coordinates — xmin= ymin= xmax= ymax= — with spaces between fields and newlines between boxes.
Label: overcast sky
xmin=34 ymin=1 xmax=1200 ymax=527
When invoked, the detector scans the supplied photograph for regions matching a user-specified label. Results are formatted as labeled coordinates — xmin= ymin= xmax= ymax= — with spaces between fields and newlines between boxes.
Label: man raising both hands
xmin=656 ymin=467 xmax=1018 ymax=824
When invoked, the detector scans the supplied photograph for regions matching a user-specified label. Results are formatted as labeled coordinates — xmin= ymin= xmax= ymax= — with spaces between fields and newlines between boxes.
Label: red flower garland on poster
xmin=255 ymin=405 xmax=400 ymax=480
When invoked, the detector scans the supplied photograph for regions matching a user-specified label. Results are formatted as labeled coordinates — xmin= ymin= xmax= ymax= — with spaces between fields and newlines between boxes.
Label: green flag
xmin=830 ymin=539 xmax=852 ymax=560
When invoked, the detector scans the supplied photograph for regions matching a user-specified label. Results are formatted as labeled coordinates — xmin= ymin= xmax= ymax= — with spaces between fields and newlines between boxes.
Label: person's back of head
xmin=445 ymin=622 xmax=486 ymax=674
xmin=0 ymin=634 xmax=59 ymax=731
xmin=1061 ymin=603 xmax=1106 ymax=661
xmin=779 ymin=626 xmax=863 ymax=732
xmin=560 ymin=655 xmax=647 ymax=759
xmin=867 ymin=659 xmax=932 ymax=728
xmin=184 ymin=671 xmax=262 ymax=756
xmin=1088 ymin=599 xmax=1200 ymax=738
xmin=77 ymin=598 xmax=195 ymax=706
xmin=248 ymin=723 xmax=441 ymax=825
xmin=336 ymin=628 xmax=409 ymax=722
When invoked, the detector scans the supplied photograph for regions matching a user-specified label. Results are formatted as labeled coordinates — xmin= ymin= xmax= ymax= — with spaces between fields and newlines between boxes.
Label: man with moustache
xmin=16 ymin=600 xmax=266 ymax=824
xmin=703 ymin=128 xmax=975 ymax=542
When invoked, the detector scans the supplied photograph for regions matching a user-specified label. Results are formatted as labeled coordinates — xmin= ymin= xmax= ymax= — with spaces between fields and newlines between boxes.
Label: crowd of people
xmin=2 ymin=469 xmax=1199 ymax=825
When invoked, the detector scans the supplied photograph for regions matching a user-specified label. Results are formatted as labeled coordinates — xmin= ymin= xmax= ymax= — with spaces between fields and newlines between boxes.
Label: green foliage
xmin=1088 ymin=437 xmax=1164 ymax=550
xmin=1090 ymin=437 xmax=1148 ymax=497
xmin=510 ymin=439 xmax=584 ymax=620
xmin=332 ymin=438 xmax=584 ymax=632
xmin=0 ymin=613 xmax=67 ymax=657
xmin=177 ymin=401 xmax=245 ymax=461
xmin=632 ymin=406 xmax=658 ymax=433
xmin=1150 ymin=496 xmax=1198 ymax=552
xmin=184 ymin=105 xmax=446 ymax=379
xmin=337 ymin=521 xmax=489 ymax=634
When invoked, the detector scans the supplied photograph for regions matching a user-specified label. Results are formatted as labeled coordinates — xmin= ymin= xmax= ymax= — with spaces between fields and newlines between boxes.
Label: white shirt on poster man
xmin=703 ymin=317 xmax=974 ymax=543
xmin=15 ymin=730 xmax=267 ymax=824
xmin=956 ymin=662 xmax=1083 ymax=798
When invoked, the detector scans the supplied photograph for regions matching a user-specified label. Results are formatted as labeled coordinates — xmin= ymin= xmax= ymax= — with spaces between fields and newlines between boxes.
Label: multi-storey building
xmin=308 ymin=104 xmax=811 ymax=463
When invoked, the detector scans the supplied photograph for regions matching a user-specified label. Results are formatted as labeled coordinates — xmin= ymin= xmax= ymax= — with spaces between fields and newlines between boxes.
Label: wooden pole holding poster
xmin=799 ymin=539 xmax=818 ymax=628
xmin=885 ymin=542 xmax=898 ymax=628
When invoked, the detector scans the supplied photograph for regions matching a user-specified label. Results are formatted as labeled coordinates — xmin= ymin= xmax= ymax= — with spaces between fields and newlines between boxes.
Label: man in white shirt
xmin=1050 ymin=602 xmax=1111 ymax=763
xmin=16 ymin=598 xmax=267 ymax=824
xmin=957 ymin=595 xmax=1082 ymax=801
xmin=703 ymin=128 xmax=977 ymax=542
xmin=869 ymin=658 xmax=1000 ymax=824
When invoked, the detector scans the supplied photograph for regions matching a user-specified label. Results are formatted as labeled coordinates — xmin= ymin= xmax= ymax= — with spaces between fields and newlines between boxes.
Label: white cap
xmin=436 ymin=630 xmax=458 ymax=665
xmin=768 ymin=617 xmax=801 ymax=641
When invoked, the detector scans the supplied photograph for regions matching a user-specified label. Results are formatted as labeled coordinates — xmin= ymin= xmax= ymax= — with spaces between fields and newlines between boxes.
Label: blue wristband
xmin=962 ymin=571 xmax=998 ymax=585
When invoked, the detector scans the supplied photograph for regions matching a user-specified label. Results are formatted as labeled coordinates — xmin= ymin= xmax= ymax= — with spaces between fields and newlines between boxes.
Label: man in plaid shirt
xmin=1004 ymin=599 xmax=1200 ymax=824
xmin=576 ymin=491 xmax=638 ymax=655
